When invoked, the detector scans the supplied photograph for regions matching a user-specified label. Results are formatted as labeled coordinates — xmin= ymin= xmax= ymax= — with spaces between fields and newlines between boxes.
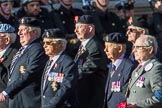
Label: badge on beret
xmin=19 ymin=65 xmax=26 ymax=73
xmin=144 ymin=63 xmax=153 ymax=72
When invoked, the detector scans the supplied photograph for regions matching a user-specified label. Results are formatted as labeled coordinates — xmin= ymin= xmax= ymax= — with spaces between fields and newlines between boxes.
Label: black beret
xmin=21 ymin=0 xmax=40 ymax=5
xmin=115 ymin=1 xmax=134 ymax=10
xmin=103 ymin=32 xmax=127 ymax=44
xmin=0 ymin=0 xmax=14 ymax=3
xmin=76 ymin=15 xmax=94 ymax=24
xmin=42 ymin=28 xmax=66 ymax=39
xmin=19 ymin=17 xmax=40 ymax=27
xmin=153 ymin=0 xmax=162 ymax=2
xmin=128 ymin=16 xmax=149 ymax=29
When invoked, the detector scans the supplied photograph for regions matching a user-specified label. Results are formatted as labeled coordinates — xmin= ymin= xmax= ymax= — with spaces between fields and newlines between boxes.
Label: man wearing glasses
xmin=127 ymin=34 xmax=162 ymax=108
xmin=0 ymin=24 xmax=18 ymax=108
xmin=0 ymin=17 xmax=48 ymax=108
xmin=126 ymin=20 xmax=162 ymax=66
xmin=41 ymin=28 xmax=78 ymax=108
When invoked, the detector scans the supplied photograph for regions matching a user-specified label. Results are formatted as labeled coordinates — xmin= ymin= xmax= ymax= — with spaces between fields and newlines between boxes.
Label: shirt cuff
xmin=2 ymin=91 xmax=8 ymax=96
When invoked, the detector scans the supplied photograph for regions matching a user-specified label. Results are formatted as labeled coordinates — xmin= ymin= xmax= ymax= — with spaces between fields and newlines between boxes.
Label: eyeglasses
xmin=43 ymin=40 xmax=58 ymax=45
xmin=127 ymin=28 xmax=138 ymax=33
xmin=133 ymin=45 xmax=151 ymax=49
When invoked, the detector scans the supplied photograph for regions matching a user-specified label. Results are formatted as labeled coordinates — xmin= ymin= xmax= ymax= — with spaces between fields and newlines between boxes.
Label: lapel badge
xmin=118 ymin=73 xmax=121 ymax=77
xmin=51 ymin=81 xmax=58 ymax=91
xmin=144 ymin=63 xmax=153 ymax=72
xmin=0 ymin=58 xmax=4 ymax=63
xmin=53 ymin=63 xmax=58 ymax=70
xmin=19 ymin=65 xmax=26 ymax=74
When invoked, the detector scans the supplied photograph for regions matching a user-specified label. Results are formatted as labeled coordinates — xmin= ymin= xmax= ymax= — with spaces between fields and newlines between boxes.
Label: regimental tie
xmin=43 ymin=59 xmax=53 ymax=90
xmin=110 ymin=64 xmax=116 ymax=77
xmin=10 ymin=47 xmax=25 ymax=74
xmin=74 ymin=45 xmax=85 ymax=61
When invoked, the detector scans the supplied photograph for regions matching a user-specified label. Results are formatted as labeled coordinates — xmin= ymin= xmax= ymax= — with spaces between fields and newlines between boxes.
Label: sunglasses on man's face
xmin=127 ymin=28 xmax=138 ymax=33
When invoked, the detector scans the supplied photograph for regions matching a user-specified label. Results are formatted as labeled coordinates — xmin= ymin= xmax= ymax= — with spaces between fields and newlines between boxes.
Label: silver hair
xmin=141 ymin=35 xmax=158 ymax=55
xmin=52 ymin=38 xmax=67 ymax=52
xmin=4 ymin=33 xmax=17 ymax=43
xmin=114 ymin=44 xmax=126 ymax=53
xmin=28 ymin=26 xmax=41 ymax=38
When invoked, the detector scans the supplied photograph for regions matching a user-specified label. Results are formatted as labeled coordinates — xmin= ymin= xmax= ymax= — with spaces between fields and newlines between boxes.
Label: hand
xmin=127 ymin=103 xmax=137 ymax=108
xmin=0 ymin=93 xmax=6 ymax=101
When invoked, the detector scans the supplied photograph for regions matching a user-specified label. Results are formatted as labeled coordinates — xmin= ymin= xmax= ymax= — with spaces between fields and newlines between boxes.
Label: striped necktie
xmin=10 ymin=47 xmax=25 ymax=74
xmin=111 ymin=64 xmax=116 ymax=77
xmin=43 ymin=59 xmax=53 ymax=90
xmin=74 ymin=45 xmax=84 ymax=61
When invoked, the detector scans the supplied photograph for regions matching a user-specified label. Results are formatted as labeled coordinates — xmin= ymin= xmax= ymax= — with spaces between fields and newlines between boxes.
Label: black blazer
xmin=75 ymin=36 xmax=108 ymax=108
xmin=41 ymin=53 xmax=78 ymax=108
xmin=4 ymin=39 xmax=48 ymax=108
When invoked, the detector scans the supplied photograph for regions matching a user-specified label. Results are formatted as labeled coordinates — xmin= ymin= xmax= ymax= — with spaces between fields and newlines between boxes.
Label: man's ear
xmin=5 ymin=36 xmax=11 ymax=45
xmin=149 ymin=46 xmax=154 ymax=54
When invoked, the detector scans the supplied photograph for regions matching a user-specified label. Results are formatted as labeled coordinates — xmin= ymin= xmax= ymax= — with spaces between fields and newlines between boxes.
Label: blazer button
xmin=9 ymin=79 xmax=11 ymax=82
xmin=43 ymin=95 xmax=45 ymax=98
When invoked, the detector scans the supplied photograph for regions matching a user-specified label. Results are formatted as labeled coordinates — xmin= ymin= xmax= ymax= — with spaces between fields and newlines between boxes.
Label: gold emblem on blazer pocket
xmin=19 ymin=65 xmax=26 ymax=74
xmin=51 ymin=81 xmax=58 ymax=91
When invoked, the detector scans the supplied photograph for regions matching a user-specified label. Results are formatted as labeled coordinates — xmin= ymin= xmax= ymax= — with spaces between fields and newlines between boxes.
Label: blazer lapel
xmin=107 ymin=59 xmax=126 ymax=100
xmin=129 ymin=58 xmax=153 ymax=88
xmin=43 ymin=54 xmax=64 ymax=93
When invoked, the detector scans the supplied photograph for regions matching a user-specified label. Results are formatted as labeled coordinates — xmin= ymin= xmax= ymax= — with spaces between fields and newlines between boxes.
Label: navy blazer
xmin=41 ymin=53 xmax=78 ymax=108
xmin=4 ymin=39 xmax=48 ymax=108
xmin=104 ymin=57 xmax=135 ymax=108
xmin=0 ymin=44 xmax=18 ymax=108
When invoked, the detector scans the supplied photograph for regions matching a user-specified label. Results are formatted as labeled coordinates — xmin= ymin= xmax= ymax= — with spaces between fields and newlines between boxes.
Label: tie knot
xmin=48 ymin=59 xmax=53 ymax=65
xmin=137 ymin=64 xmax=142 ymax=70
xmin=112 ymin=64 xmax=116 ymax=71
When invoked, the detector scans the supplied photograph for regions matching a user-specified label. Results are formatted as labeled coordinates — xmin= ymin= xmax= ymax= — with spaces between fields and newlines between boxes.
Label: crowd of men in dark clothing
xmin=0 ymin=0 xmax=162 ymax=108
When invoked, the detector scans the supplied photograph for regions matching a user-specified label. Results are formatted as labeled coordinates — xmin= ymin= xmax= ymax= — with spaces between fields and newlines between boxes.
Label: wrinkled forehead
xmin=134 ymin=37 xmax=145 ymax=46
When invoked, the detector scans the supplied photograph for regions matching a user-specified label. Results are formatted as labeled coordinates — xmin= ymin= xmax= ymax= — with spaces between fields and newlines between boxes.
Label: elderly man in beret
xmin=41 ymin=28 xmax=78 ymax=108
xmin=127 ymin=18 xmax=162 ymax=66
xmin=74 ymin=15 xmax=107 ymax=108
xmin=103 ymin=32 xmax=135 ymax=108
xmin=0 ymin=17 xmax=48 ymax=108
xmin=127 ymin=35 xmax=162 ymax=108
xmin=0 ymin=23 xmax=18 ymax=108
